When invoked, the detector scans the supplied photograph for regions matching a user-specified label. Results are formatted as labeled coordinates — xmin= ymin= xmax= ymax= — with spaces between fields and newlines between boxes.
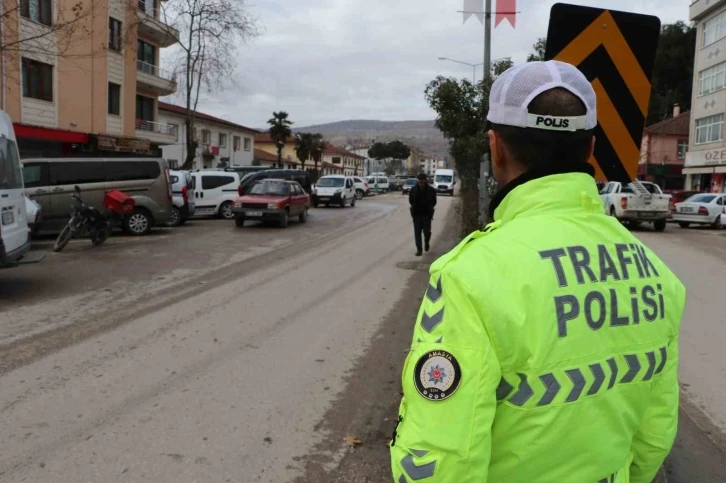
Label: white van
xmin=433 ymin=169 xmax=456 ymax=196
xmin=0 ymin=110 xmax=30 ymax=267
xmin=191 ymin=170 xmax=241 ymax=219
xmin=312 ymin=175 xmax=356 ymax=207
xmin=365 ymin=175 xmax=390 ymax=193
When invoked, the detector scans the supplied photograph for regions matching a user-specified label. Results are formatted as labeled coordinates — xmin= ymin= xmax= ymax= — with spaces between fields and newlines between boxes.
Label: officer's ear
xmin=587 ymin=135 xmax=596 ymax=161
xmin=488 ymin=129 xmax=505 ymax=171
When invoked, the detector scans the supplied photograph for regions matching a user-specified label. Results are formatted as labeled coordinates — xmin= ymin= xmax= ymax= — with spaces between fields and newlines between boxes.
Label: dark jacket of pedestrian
xmin=409 ymin=183 xmax=437 ymax=217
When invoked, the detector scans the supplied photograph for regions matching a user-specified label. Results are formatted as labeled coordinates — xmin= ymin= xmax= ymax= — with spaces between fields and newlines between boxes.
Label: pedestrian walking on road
xmin=409 ymin=173 xmax=437 ymax=257
xmin=390 ymin=61 xmax=686 ymax=483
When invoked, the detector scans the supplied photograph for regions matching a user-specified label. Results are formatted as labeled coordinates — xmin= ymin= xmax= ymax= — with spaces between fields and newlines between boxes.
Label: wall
xmin=642 ymin=133 xmax=687 ymax=165
xmin=256 ymin=140 xmax=297 ymax=165
xmin=158 ymin=109 xmax=255 ymax=168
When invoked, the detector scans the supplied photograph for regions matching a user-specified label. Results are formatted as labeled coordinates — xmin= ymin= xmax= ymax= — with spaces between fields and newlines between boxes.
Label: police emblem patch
xmin=413 ymin=350 xmax=461 ymax=401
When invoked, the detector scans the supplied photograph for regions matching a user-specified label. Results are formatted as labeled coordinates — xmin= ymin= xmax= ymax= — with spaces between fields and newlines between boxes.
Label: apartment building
xmin=1 ymin=0 xmax=179 ymax=157
xmin=686 ymin=0 xmax=726 ymax=192
xmin=322 ymin=145 xmax=365 ymax=177
xmin=638 ymin=105 xmax=690 ymax=190
xmin=158 ymin=102 xmax=257 ymax=169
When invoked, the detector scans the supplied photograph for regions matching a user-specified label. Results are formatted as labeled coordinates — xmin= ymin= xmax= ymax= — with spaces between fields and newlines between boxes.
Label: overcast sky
xmin=168 ymin=0 xmax=690 ymax=129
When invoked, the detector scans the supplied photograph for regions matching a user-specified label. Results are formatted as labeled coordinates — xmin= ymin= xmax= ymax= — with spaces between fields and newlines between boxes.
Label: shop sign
xmin=95 ymin=135 xmax=151 ymax=153
xmin=686 ymin=148 xmax=726 ymax=166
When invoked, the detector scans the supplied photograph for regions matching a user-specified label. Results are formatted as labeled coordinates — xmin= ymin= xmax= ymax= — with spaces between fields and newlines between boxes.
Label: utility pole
xmin=484 ymin=0 xmax=492 ymax=81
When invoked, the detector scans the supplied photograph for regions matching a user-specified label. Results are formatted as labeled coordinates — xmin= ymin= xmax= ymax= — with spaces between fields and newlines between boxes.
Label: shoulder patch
xmin=413 ymin=350 xmax=462 ymax=401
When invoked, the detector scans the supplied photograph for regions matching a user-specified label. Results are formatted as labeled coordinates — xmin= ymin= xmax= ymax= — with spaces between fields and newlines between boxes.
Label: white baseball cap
xmin=486 ymin=60 xmax=597 ymax=132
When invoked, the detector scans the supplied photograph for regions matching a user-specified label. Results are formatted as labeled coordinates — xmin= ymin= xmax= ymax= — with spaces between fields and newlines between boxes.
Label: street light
xmin=438 ymin=57 xmax=483 ymax=83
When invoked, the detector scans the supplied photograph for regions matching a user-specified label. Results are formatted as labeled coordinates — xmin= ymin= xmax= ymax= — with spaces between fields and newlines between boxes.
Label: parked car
xmin=365 ymin=175 xmax=390 ymax=193
xmin=600 ymin=180 xmax=671 ymax=232
xmin=313 ymin=175 xmax=357 ymax=207
xmin=664 ymin=189 xmax=699 ymax=215
xmin=25 ymin=194 xmax=41 ymax=236
xmin=223 ymin=166 xmax=269 ymax=177
xmin=433 ymin=168 xmax=456 ymax=196
xmin=22 ymin=157 xmax=173 ymax=235
xmin=402 ymin=178 xmax=417 ymax=194
xmin=168 ymin=170 xmax=196 ymax=226
xmin=0 ymin=113 xmax=30 ymax=268
xmin=190 ymin=171 xmax=241 ymax=220
xmin=232 ymin=179 xmax=310 ymax=228
xmin=239 ymin=169 xmax=312 ymax=195
xmin=388 ymin=177 xmax=401 ymax=191
xmin=352 ymin=177 xmax=370 ymax=199
xmin=672 ymin=193 xmax=726 ymax=229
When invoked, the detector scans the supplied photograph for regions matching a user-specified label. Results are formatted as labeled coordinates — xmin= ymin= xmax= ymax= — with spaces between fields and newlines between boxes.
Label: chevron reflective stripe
xmin=501 ymin=347 xmax=669 ymax=408
xmin=401 ymin=450 xmax=436 ymax=480
xmin=420 ymin=307 xmax=444 ymax=333
xmin=425 ymin=277 xmax=442 ymax=303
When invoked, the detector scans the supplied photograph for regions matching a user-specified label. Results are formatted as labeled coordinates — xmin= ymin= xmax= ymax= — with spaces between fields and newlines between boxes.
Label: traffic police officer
xmin=390 ymin=60 xmax=685 ymax=483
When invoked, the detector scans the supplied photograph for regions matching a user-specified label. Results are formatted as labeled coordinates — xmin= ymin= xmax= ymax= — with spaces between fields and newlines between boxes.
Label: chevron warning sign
xmin=545 ymin=3 xmax=661 ymax=183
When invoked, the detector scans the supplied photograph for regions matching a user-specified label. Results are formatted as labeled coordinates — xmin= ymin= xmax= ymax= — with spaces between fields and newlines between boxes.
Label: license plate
xmin=640 ymin=212 xmax=655 ymax=217
xmin=246 ymin=211 xmax=262 ymax=217
xmin=319 ymin=197 xmax=330 ymax=201
xmin=680 ymin=207 xmax=693 ymax=213
xmin=1 ymin=211 xmax=13 ymax=225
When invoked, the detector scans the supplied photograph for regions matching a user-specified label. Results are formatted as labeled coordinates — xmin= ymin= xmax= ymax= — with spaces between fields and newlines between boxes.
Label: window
xmin=21 ymin=58 xmax=52 ymax=102
xmin=243 ymin=137 xmax=251 ymax=151
xmin=201 ymin=175 xmax=235 ymax=190
xmin=332 ymin=157 xmax=341 ymax=164
xmin=109 ymin=18 xmax=122 ymax=52
xmin=136 ymin=95 xmax=154 ymax=121
xmin=49 ymin=162 xmax=106 ymax=186
xmin=105 ymin=161 xmax=160 ymax=181
xmin=233 ymin=136 xmax=241 ymax=151
xmin=22 ymin=163 xmax=49 ymax=188
xmin=169 ymin=123 xmax=178 ymax=141
xmin=677 ymin=140 xmax=688 ymax=160
xmin=698 ymin=61 xmax=726 ymax=96
xmin=703 ymin=10 xmax=726 ymax=47
xmin=695 ymin=114 xmax=724 ymax=144
xmin=108 ymin=82 xmax=121 ymax=115
xmin=21 ymin=0 xmax=51 ymax=25
xmin=0 ymin=138 xmax=22 ymax=190
xmin=219 ymin=133 xmax=227 ymax=148
xmin=202 ymin=129 xmax=211 ymax=144
xmin=137 ymin=39 xmax=155 ymax=66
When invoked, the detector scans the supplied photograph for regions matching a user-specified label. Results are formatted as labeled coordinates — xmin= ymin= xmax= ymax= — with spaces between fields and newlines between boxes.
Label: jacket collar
xmin=489 ymin=164 xmax=603 ymax=224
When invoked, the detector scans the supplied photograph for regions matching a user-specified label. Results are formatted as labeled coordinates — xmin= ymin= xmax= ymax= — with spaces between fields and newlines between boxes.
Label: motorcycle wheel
xmin=91 ymin=228 xmax=110 ymax=247
xmin=53 ymin=225 xmax=73 ymax=253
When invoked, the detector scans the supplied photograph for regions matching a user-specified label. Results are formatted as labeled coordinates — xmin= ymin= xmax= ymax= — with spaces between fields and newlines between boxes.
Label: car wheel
xmin=279 ymin=210 xmax=289 ymax=228
xmin=351 ymin=197 xmax=356 ymax=207
xmin=713 ymin=216 xmax=723 ymax=229
xmin=653 ymin=219 xmax=666 ymax=232
xmin=167 ymin=206 xmax=182 ymax=227
xmin=340 ymin=196 xmax=346 ymax=208
xmin=299 ymin=209 xmax=307 ymax=223
xmin=355 ymin=189 xmax=364 ymax=200
xmin=235 ymin=215 xmax=244 ymax=228
xmin=124 ymin=209 xmax=152 ymax=236
xmin=218 ymin=201 xmax=235 ymax=220
xmin=678 ymin=222 xmax=690 ymax=228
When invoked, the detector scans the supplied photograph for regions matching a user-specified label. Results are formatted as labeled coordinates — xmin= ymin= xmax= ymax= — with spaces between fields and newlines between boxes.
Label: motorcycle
xmin=53 ymin=186 xmax=135 ymax=253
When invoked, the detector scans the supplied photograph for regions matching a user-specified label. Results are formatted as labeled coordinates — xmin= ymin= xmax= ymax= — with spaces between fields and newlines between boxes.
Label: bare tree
xmin=134 ymin=0 xmax=260 ymax=169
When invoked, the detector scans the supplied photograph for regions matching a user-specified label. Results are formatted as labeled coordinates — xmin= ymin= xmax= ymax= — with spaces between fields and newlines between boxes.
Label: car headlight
xmin=267 ymin=203 xmax=277 ymax=209
xmin=335 ymin=188 xmax=343 ymax=194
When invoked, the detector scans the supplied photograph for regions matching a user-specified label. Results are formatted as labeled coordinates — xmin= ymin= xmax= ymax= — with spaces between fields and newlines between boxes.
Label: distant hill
xmin=292 ymin=120 xmax=449 ymax=159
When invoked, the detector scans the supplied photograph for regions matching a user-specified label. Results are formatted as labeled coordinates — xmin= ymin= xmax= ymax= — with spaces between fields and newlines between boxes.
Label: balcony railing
xmin=138 ymin=1 xmax=160 ymax=19
xmin=136 ymin=119 xmax=176 ymax=137
xmin=136 ymin=60 xmax=175 ymax=81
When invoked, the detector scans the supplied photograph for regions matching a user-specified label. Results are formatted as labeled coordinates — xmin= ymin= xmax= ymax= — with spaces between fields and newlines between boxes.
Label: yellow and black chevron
xmin=545 ymin=4 xmax=661 ymax=183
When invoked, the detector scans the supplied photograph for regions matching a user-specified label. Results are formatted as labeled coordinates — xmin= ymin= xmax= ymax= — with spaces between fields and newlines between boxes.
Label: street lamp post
xmin=438 ymin=57 xmax=483 ymax=83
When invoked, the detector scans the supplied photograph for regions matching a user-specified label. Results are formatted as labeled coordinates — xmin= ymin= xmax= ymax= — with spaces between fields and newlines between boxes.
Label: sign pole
xmin=484 ymin=0 xmax=491 ymax=81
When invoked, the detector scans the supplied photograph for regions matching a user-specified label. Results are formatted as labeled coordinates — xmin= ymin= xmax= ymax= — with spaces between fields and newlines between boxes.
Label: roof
xmin=254 ymin=132 xmax=298 ymax=144
xmin=158 ymin=102 xmax=259 ymax=134
xmin=324 ymin=145 xmax=366 ymax=159
xmin=253 ymin=148 xmax=278 ymax=162
xmin=645 ymin=111 xmax=690 ymax=136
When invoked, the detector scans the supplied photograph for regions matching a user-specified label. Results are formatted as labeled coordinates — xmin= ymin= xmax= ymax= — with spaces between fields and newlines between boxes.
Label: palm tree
xmin=310 ymin=133 xmax=326 ymax=182
xmin=294 ymin=133 xmax=313 ymax=171
xmin=267 ymin=111 xmax=293 ymax=168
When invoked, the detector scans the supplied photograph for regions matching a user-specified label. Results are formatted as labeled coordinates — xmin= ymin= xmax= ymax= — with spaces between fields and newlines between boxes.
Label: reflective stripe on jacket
xmin=390 ymin=172 xmax=685 ymax=483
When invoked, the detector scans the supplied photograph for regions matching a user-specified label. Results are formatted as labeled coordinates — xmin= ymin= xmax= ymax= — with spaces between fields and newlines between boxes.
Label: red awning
xmin=13 ymin=123 xmax=89 ymax=143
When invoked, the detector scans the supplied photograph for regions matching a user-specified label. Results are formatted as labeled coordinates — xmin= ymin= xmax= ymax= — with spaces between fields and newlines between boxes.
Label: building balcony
xmin=135 ymin=119 xmax=177 ymax=145
xmin=137 ymin=3 xmax=179 ymax=48
xmin=690 ymin=0 xmax=724 ymax=21
xmin=136 ymin=60 xmax=177 ymax=95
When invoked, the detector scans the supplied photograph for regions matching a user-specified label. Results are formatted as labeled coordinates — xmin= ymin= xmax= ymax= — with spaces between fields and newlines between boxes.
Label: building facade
xmin=254 ymin=133 xmax=299 ymax=169
xmin=686 ymin=0 xmax=726 ymax=192
xmin=638 ymin=106 xmax=690 ymax=190
xmin=322 ymin=145 xmax=364 ymax=177
xmin=158 ymin=102 xmax=257 ymax=169
xmin=2 ymin=0 xmax=181 ymax=157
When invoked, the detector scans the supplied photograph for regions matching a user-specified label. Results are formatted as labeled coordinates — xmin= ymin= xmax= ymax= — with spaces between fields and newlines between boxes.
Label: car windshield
xmin=250 ymin=181 xmax=290 ymax=196
xmin=317 ymin=177 xmax=344 ymax=187
xmin=435 ymin=175 xmax=453 ymax=183
xmin=686 ymin=194 xmax=716 ymax=204
xmin=404 ymin=179 xmax=416 ymax=186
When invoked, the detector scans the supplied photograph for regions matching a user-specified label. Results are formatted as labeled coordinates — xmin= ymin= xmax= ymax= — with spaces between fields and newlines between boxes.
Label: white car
xmin=25 ymin=194 xmax=41 ymax=236
xmin=168 ymin=170 xmax=196 ymax=226
xmin=190 ymin=170 xmax=241 ymax=220
xmin=673 ymin=193 xmax=726 ymax=229
xmin=366 ymin=175 xmax=390 ymax=193
xmin=433 ymin=168 xmax=456 ymax=196
xmin=353 ymin=177 xmax=369 ymax=199
xmin=312 ymin=175 xmax=356 ymax=208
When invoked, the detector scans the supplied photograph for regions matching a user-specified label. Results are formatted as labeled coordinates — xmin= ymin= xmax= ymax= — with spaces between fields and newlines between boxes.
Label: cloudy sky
xmin=169 ymin=0 xmax=690 ymax=129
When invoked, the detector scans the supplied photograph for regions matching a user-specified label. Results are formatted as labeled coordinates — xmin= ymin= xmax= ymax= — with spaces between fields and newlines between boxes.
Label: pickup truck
xmin=599 ymin=180 xmax=671 ymax=232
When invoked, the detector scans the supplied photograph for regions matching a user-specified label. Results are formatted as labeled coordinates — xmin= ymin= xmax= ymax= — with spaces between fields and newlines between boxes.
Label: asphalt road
xmin=634 ymin=225 xmax=726 ymax=482
xmin=0 ymin=191 xmax=457 ymax=482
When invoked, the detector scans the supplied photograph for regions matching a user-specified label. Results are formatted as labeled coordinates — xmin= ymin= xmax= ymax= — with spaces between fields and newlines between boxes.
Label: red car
xmin=664 ymin=190 xmax=699 ymax=214
xmin=232 ymin=179 xmax=310 ymax=228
